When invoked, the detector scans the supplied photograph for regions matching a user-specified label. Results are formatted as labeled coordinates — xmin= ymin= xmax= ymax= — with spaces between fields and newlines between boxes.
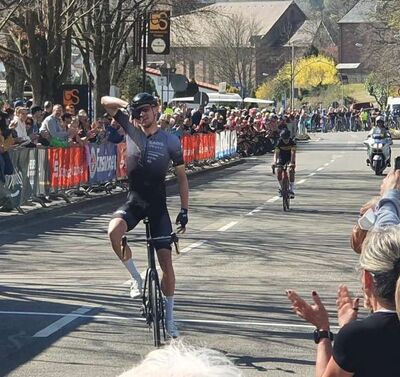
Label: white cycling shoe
xmin=129 ymin=277 xmax=143 ymax=299
xmin=166 ymin=320 xmax=180 ymax=338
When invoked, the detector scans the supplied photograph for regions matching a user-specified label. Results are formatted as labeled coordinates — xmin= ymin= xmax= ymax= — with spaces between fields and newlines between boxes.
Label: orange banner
xmin=181 ymin=134 xmax=216 ymax=163
xmin=48 ymin=146 xmax=88 ymax=190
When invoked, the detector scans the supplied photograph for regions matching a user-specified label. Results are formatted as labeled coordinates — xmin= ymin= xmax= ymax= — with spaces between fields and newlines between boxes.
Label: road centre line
xmin=0 ymin=310 xmax=339 ymax=331
xmin=324 ymin=162 xmax=330 ymax=167
xmin=33 ymin=307 xmax=94 ymax=338
xmin=267 ymin=196 xmax=279 ymax=203
xmin=308 ymin=172 xmax=316 ymax=176
xmin=316 ymin=167 xmax=324 ymax=172
xmin=217 ymin=221 xmax=238 ymax=232
xmin=297 ymin=179 xmax=306 ymax=185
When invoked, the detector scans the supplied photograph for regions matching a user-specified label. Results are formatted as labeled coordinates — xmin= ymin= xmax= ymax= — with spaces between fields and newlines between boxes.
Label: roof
xmin=338 ymin=0 xmax=377 ymax=24
xmin=171 ymin=1 xmax=300 ymax=48
xmin=286 ymin=20 xmax=321 ymax=46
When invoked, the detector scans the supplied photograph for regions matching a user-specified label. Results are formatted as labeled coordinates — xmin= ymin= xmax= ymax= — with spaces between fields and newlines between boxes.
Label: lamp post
xmin=290 ymin=43 xmax=295 ymax=110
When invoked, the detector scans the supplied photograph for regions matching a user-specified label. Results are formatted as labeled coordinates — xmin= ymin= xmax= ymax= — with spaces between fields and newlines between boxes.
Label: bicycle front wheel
xmin=149 ymin=273 xmax=161 ymax=347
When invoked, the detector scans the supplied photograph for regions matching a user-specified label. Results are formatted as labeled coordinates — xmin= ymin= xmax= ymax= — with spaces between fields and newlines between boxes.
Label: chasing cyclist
xmin=101 ymin=93 xmax=189 ymax=338
xmin=273 ymin=129 xmax=297 ymax=198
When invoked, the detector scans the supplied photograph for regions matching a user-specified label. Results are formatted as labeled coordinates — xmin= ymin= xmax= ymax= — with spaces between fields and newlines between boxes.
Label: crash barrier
xmin=0 ymin=131 xmax=237 ymax=211
xmin=181 ymin=130 xmax=237 ymax=163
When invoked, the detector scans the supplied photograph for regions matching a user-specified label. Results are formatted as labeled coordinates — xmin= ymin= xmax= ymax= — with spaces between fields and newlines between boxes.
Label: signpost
xmin=147 ymin=10 xmax=170 ymax=55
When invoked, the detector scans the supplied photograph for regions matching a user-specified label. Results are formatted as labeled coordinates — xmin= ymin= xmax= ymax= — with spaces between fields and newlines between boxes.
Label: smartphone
xmin=395 ymin=156 xmax=400 ymax=170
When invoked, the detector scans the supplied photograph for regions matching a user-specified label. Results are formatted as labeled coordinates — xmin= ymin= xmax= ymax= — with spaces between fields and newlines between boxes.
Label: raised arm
xmin=101 ymin=96 xmax=129 ymax=117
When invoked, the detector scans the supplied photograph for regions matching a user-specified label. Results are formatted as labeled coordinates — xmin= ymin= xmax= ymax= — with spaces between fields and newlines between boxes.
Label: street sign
xmin=170 ymin=74 xmax=189 ymax=92
xmin=147 ymin=10 xmax=170 ymax=55
xmin=194 ymin=91 xmax=209 ymax=106
xmin=218 ymin=82 xmax=227 ymax=94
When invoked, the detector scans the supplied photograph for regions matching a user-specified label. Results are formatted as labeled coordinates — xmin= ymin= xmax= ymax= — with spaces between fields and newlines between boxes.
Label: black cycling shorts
xmin=277 ymin=157 xmax=291 ymax=167
xmin=112 ymin=191 xmax=172 ymax=251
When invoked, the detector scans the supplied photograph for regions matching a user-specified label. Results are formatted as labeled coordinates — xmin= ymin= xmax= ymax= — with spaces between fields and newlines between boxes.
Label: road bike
xmin=122 ymin=218 xmax=179 ymax=347
xmin=273 ymin=164 xmax=291 ymax=211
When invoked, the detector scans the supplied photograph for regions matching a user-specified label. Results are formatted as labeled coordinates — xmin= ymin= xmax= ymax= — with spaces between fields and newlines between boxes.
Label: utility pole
xmin=290 ymin=43 xmax=295 ymax=110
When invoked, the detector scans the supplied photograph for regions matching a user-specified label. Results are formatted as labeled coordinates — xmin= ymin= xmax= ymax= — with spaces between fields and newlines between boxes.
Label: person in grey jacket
xmin=39 ymin=104 xmax=68 ymax=141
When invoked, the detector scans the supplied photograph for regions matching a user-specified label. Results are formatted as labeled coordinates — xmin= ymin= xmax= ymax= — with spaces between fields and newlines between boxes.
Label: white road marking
xmin=217 ymin=221 xmax=238 ymax=232
xmin=330 ymin=159 xmax=335 ymax=163
xmin=33 ymin=307 xmax=93 ymax=338
xmin=267 ymin=196 xmax=279 ymax=203
xmin=324 ymin=162 xmax=330 ymax=167
xmin=316 ymin=167 xmax=324 ymax=172
xmin=308 ymin=172 xmax=316 ymax=177
xmin=180 ymin=240 xmax=207 ymax=254
xmin=297 ymin=179 xmax=306 ymax=185
xmin=0 ymin=310 xmax=340 ymax=331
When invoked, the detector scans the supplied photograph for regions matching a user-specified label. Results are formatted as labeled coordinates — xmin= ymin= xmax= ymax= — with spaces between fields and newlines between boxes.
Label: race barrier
xmin=0 ymin=130 xmax=237 ymax=211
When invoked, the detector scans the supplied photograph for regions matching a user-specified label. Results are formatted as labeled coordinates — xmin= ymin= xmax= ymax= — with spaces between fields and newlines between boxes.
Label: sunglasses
xmin=131 ymin=105 xmax=153 ymax=120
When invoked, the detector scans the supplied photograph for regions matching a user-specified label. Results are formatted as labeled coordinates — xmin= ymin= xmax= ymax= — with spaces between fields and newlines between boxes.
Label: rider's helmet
xmin=131 ymin=92 xmax=158 ymax=108
xmin=280 ymin=129 xmax=291 ymax=140
xmin=130 ymin=92 xmax=158 ymax=119
xmin=376 ymin=115 xmax=384 ymax=126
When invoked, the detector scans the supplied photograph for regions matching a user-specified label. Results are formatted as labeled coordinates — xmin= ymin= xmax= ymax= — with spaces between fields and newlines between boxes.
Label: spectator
xmin=30 ymin=106 xmax=43 ymax=134
xmin=191 ymin=106 xmax=204 ymax=126
xmin=106 ymin=119 xmax=124 ymax=144
xmin=9 ymin=106 xmax=32 ymax=146
xmin=67 ymin=117 xmax=84 ymax=146
xmin=43 ymin=100 xmax=53 ymax=119
xmin=87 ymin=120 xmax=106 ymax=144
xmin=39 ymin=104 xmax=69 ymax=145
xmin=77 ymin=109 xmax=91 ymax=139
xmin=65 ymin=104 xmax=75 ymax=115
xmin=287 ymin=191 xmax=400 ymax=376
xmin=118 ymin=341 xmax=242 ymax=377
xmin=0 ymin=111 xmax=15 ymax=183
xmin=25 ymin=115 xmax=39 ymax=144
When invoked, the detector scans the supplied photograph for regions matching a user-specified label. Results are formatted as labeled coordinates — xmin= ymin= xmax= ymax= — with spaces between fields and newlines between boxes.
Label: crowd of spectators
xmin=0 ymin=99 xmax=126 ymax=152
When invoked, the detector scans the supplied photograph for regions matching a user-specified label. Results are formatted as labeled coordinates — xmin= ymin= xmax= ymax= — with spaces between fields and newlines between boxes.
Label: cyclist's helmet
xmin=131 ymin=92 xmax=158 ymax=108
xmin=280 ymin=129 xmax=291 ymax=139
xmin=376 ymin=115 xmax=384 ymax=125
xmin=130 ymin=93 xmax=158 ymax=119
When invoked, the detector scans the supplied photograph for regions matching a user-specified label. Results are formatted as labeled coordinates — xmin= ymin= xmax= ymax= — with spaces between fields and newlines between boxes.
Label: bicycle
xmin=272 ymin=164 xmax=291 ymax=211
xmin=121 ymin=217 xmax=179 ymax=347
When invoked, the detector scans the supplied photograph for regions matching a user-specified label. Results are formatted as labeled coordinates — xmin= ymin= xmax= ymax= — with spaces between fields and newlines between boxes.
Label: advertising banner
xmin=55 ymin=84 xmax=89 ymax=115
xmin=48 ymin=146 xmax=88 ymax=190
xmin=87 ymin=143 xmax=117 ymax=184
xmin=181 ymin=135 xmax=195 ymax=163
xmin=147 ymin=10 xmax=170 ymax=55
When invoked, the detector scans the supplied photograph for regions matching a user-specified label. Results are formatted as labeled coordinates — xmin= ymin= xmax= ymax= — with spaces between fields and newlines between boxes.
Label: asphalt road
xmin=0 ymin=132 xmax=393 ymax=377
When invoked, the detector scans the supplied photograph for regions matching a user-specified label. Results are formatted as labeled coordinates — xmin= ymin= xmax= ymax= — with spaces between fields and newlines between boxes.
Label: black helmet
xmin=280 ymin=129 xmax=291 ymax=139
xmin=131 ymin=92 xmax=158 ymax=108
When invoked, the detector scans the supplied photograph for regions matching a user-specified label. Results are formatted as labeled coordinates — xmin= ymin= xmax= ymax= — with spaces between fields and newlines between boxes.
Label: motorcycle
xmin=363 ymin=128 xmax=392 ymax=175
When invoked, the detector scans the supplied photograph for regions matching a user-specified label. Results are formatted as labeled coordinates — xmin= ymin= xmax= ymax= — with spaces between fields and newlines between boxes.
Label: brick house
xmin=166 ymin=1 xmax=309 ymax=94
xmin=338 ymin=0 xmax=378 ymax=78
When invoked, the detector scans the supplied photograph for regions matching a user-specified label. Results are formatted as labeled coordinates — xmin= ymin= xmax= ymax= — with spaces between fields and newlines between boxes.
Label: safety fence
xmin=0 ymin=130 xmax=237 ymax=211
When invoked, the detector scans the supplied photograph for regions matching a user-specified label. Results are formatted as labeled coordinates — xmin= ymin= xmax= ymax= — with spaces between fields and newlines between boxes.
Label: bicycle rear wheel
xmin=149 ymin=273 xmax=161 ymax=347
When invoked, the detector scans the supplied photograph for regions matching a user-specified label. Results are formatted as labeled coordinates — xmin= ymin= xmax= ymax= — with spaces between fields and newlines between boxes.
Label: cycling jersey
xmin=275 ymin=138 xmax=296 ymax=164
xmin=114 ymin=109 xmax=184 ymax=202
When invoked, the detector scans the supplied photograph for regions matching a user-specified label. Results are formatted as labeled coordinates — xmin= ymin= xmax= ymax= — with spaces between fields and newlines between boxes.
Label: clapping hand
xmin=336 ymin=285 xmax=359 ymax=328
xmin=286 ymin=290 xmax=330 ymax=330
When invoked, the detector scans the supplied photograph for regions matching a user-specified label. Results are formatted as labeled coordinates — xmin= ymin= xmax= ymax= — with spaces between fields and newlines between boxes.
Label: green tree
xmin=118 ymin=68 xmax=157 ymax=102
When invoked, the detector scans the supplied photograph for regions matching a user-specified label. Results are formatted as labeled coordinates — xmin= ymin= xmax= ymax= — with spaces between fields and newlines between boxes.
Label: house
xmin=165 ymin=1 xmax=309 ymax=94
xmin=337 ymin=0 xmax=379 ymax=78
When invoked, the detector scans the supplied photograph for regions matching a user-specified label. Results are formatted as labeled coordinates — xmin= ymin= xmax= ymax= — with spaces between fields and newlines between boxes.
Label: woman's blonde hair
xmin=118 ymin=340 xmax=242 ymax=377
xmin=360 ymin=225 xmax=400 ymax=318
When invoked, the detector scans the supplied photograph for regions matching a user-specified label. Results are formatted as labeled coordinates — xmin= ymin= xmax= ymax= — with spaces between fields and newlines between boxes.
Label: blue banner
xmin=87 ymin=143 xmax=117 ymax=185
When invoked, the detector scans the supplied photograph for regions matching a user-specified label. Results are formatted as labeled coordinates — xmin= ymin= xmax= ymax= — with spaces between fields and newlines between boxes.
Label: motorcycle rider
xmin=273 ymin=128 xmax=297 ymax=198
xmin=365 ymin=115 xmax=392 ymax=166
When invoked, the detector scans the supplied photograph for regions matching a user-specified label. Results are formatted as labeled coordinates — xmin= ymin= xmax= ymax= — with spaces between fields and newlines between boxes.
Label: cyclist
xmin=273 ymin=128 xmax=296 ymax=198
xmin=101 ymin=93 xmax=189 ymax=338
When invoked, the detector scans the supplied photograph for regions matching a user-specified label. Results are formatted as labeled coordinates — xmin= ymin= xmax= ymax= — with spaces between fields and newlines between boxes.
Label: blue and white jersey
xmin=114 ymin=110 xmax=184 ymax=200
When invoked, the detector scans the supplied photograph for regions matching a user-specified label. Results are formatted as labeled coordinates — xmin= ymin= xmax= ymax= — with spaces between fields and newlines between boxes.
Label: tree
xmin=118 ymin=68 xmax=157 ymax=101
xmin=0 ymin=0 xmax=87 ymax=104
xmin=207 ymin=13 xmax=260 ymax=97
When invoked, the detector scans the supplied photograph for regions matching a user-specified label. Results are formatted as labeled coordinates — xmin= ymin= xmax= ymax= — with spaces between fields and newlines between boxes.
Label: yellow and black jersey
xmin=275 ymin=138 xmax=296 ymax=161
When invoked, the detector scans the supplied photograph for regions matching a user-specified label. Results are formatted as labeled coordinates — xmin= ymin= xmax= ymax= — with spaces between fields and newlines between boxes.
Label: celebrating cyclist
xmin=273 ymin=128 xmax=297 ymax=198
xmin=101 ymin=93 xmax=189 ymax=338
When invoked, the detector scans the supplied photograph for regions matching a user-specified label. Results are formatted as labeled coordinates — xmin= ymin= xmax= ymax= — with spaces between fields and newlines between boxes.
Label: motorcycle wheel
xmin=373 ymin=160 xmax=383 ymax=176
